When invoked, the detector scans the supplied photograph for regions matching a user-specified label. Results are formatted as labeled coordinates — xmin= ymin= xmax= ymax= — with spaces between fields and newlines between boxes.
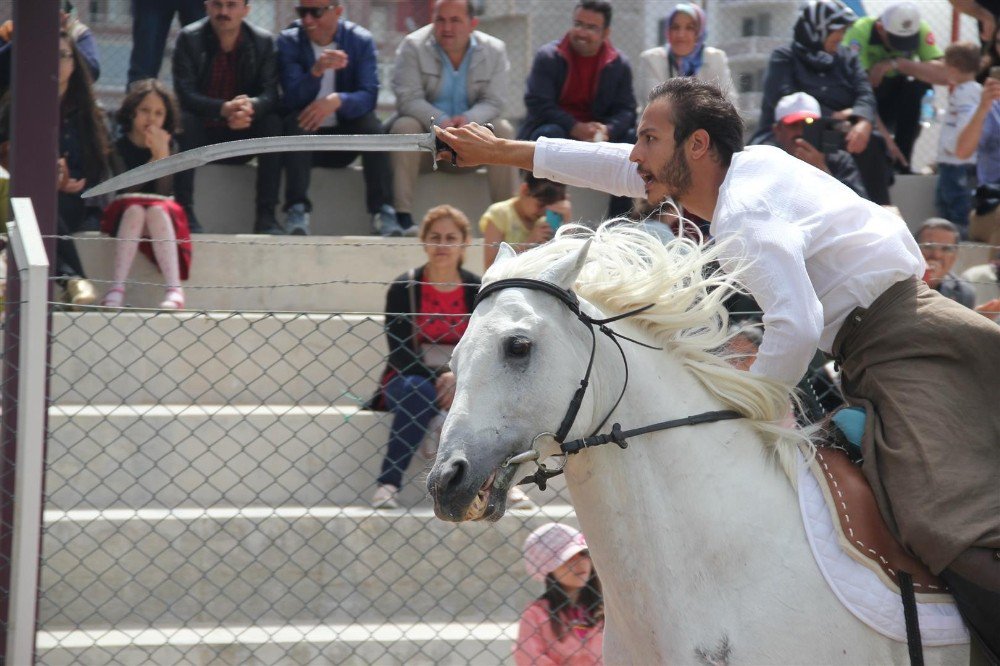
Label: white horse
xmin=425 ymin=224 xmax=968 ymax=665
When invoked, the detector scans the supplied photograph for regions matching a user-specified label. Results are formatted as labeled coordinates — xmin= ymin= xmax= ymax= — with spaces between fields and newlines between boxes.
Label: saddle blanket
xmin=797 ymin=452 xmax=969 ymax=646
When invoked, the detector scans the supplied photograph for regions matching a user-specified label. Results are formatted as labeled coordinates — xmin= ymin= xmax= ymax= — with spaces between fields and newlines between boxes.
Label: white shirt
xmin=311 ymin=41 xmax=338 ymax=128
xmin=533 ymin=138 xmax=925 ymax=385
xmin=937 ymin=80 xmax=981 ymax=165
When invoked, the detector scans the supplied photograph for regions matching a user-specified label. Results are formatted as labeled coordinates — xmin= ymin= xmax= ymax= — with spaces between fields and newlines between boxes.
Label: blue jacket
xmin=276 ymin=19 xmax=379 ymax=120
xmin=519 ymin=35 xmax=636 ymax=142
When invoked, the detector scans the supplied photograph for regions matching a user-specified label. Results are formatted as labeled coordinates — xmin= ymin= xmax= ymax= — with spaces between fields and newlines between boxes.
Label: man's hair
xmin=434 ymin=0 xmax=475 ymax=19
xmin=575 ymin=1 xmax=612 ymax=28
xmin=648 ymin=77 xmax=744 ymax=167
xmin=944 ymin=42 xmax=981 ymax=74
xmin=916 ymin=217 xmax=960 ymax=241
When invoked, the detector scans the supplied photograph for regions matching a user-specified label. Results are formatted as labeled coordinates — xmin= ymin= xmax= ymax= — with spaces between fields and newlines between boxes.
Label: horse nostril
xmin=440 ymin=456 xmax=469 ymax=493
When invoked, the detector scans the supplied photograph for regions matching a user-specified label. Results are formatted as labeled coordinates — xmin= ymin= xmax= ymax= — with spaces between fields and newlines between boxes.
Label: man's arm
xmin=601 ymin=62 xmax=637 ymax=142
xmin=249 ymin=32 xmax=279 ymax=116
xmin=948 ymin=0 xmax=996 ymax=41
xmin=464 ymin=37 xmax=509 ymax=125
xmin=896 ymin=58 xmax=949 ymax=86
xmin=172 ymin=30 xmax=225 ymax=119
xmin=392 ymin=37 xmax=445 ymax=129
xmin=522 ymin=50 xmax=577 ymax=135
xmin=276 ymin=32 xmax=320 ymax=112
xmin=337 ymin=33 xmax=379 ymax=119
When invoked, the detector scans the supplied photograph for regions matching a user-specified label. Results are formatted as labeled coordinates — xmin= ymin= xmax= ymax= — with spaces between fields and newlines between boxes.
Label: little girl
xmin=100 ymin=78 xmax=191 ymax=309
xmin=515 ymin=523 xmax=604 ymax=666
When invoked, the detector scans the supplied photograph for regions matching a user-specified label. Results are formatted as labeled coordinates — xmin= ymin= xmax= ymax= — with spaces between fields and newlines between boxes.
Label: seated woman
xmin=370 ymin=205 xmax=477 ymax=508
xmin=99 ymin=78 xmax=191 ymax=309
xmin=754 ymin=0 xmax=893 ymax=204
xmin=479 ymin=171 xmax=571 ymax=269
xmin=639 ymin=3 xmax=737 ymax=108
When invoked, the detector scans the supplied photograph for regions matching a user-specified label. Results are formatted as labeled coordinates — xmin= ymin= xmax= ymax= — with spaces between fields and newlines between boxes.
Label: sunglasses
xmin=295 ymin=5 xmax=334 ymax=19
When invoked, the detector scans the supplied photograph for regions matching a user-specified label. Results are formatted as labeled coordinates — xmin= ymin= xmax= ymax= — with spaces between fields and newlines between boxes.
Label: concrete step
xmin=45 ymin=402 xmax=569 ymax=513
xmin=37 ymin=620 xmax=516 ymax=666
xmin=50 ymin=312 xmax=386 ymax=408
xmin=38 ymin=506 xmax=577 ymax=632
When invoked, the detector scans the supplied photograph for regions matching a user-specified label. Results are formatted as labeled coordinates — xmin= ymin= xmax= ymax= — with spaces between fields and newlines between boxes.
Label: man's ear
xmin=687 ymin=128 xmax=712 ymax=161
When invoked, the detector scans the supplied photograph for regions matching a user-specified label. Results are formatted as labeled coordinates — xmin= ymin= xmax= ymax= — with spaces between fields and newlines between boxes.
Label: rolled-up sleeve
xmin=716 ymin=213 xmax=824 ymax=386
xmin=533 ymin=137 xmax=645 ymax=198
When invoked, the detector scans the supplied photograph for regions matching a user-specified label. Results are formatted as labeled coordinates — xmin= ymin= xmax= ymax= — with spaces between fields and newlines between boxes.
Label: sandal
xmin=99 ymin=286 xmax=125 ymax=308
xmin=159 ymin=288 xmax=185 ymax=310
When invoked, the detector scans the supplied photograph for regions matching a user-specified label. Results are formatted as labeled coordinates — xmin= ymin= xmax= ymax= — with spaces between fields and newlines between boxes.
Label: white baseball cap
xmin=523 ymin=523 xmax=589 ymax=582
xmin=775 ymin=92 xmax=821 ymax=125
xmin=881 ymin=1 xmax=921 ymax=52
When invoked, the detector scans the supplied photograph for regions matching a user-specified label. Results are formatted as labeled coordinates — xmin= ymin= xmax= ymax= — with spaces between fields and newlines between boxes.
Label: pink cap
xmin=523 ymin=523 xmax=589 ymax=582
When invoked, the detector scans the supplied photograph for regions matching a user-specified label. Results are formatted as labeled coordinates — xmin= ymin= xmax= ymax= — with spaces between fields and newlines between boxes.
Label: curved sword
xmin=82 ymin=131 xmax=440 ymax=199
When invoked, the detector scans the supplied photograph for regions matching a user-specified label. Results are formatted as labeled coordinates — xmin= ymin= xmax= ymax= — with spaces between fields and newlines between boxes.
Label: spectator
xmin=764 ymin=92 xmax=868 ymax=199
xmin=127 ymin=0 xmax=205 ymax=88
xmin=948 ymin=0 xmax=999 ymax=46
xmin=756 ymin=1 xmax=893 ymax=204
xmin=277 ymin=0 xmax=399 ymax=237
xmin=842 ymin=1 xmax=949 ymax=173
xmin=976 ymin=25 xmax=1000 ymax=84
xmin=99 ymin=79 xmax=192 ymax=310
xmin=369 ymin=205 xmax=480 ymax=509
xmin=479 ymin=171 xmax=571 ymax=269
xmin=172 ymin=0 xmax=283 ymax=234
xmin=515 ymin=523 xmax=604 ymax=666
xmin=916 ymin=218 xmax=976 ymax=308
xmin=956 ymin=76 xmax=1000 ymax=253
xmin=0 ymin=3 xmax=100 ymax=94
xmin=639 ymin=3 xmax=737 ymax=108
xmin=519 ymin=1 xmax=636 ymax=218
xmin=389 ymin=0 xmax=515 ymax=232
xmin=936 ymin=43 xmax=982 ymax=233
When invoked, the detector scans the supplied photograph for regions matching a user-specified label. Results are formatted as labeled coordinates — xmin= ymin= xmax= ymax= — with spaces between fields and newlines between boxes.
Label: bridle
xmin=473 ymin=278 xmax=744 ymax=491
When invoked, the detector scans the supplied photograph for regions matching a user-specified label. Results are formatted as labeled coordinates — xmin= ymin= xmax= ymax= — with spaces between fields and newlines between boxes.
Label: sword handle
xmin=434 ymin=122 xmax=496 ymax=168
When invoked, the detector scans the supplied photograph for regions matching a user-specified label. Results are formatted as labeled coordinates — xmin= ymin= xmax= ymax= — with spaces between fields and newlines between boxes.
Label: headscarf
xmin=666 ymin=3 xmax=707 ymax=78
xmin=792 ymin=0 xmax=858 ymax=71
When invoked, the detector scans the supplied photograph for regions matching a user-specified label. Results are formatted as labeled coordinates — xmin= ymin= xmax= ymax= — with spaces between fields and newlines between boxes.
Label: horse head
xmin=425 ymin=239 xmax=606 ymax=522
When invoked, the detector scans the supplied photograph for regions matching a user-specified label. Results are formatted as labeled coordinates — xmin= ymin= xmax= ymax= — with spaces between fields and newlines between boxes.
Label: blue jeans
xmin=527 ymin=123 xmax=570 ymax=141
xmin=377 ymin=374 xmax=438 ymax=489
xmin=935 ymin=163 xmax=977 ymax=236
xmin=127 ymin=0 xmax=205 ymax=87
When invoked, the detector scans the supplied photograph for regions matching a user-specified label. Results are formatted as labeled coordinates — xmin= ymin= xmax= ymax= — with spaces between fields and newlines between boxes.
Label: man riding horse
xmin=435 ymin=75 xmax=1000 ymax=662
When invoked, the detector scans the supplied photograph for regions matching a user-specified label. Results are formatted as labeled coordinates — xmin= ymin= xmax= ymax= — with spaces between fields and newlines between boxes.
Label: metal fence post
xmin=5 ymin=199 xmax=51 ymax=666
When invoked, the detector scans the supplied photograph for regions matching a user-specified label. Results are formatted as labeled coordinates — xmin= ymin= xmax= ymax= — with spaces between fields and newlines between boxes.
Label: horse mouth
xmin=462 ymin=465 xmax=517 ymax=521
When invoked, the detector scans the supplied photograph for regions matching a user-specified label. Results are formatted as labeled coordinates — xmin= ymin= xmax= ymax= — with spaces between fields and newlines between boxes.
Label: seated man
xmin=763 ymin=92 xmax=868 ymax=199
xmin=916 ymin=218 xmax=976 ymax=308
xmin=277 ymin=0 xmax=398 ymax=236
xmin=843 ymin=1 xmax=948 ymax=172
xmin=172 ymin=0 xmax=283 ymax=234
xmin=389 ymin=0 xmax=515 ymax=231
xmin=519 ymin=0 xmax=636 ymax=216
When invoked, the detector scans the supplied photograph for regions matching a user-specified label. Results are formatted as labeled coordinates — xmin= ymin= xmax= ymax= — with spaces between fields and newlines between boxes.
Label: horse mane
xmin=484 ymin=222 xmax=811 ymax=483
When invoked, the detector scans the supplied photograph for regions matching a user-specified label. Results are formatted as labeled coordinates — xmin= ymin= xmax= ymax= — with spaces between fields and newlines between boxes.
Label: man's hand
xmin=570 ymin=121 xmax=607 ymax=142
xmin=980 ymin=77 xmax=1000 ymax=110
xmin=311 ymin=49 xmax=348 ymax=77
xmin=434 ymin=123 xmax=506 ymax=168
xmin=435 ymin=371 xmax=457 ymax=410
xmin=144 ymin=125 xmax=172 ymax=161
xmin=978 ymin=10 xmax=997 ymax=43
xmin=298 ymin=95 xmax=341 ymax=132
xmin=527 ymin=220 xmax=554 ymax=245
xmin=975 ymin=298 xmax=1000 ymax=320
xmin=223 ymin=95 xmax=254 ymax=130
xmin=793 ymin=138 xmax=829 ymax=173
xmin=869 ymin=59 xmax=895 ymax=89
xmin=844 ymin=118 xmax=872 ymax=154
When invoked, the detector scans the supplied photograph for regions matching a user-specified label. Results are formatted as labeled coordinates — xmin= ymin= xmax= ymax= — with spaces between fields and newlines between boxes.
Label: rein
xmin=473 ymin=277 xmax=744 ymax=491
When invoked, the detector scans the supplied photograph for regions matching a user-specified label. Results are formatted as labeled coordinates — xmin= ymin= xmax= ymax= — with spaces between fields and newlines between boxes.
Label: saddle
xmin=809 ymin=442 xmax=950 ymax=598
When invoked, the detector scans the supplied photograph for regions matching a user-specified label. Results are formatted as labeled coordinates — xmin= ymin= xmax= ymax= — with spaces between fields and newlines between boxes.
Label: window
xmin=741 ymin=17 xmax=755 ymax=38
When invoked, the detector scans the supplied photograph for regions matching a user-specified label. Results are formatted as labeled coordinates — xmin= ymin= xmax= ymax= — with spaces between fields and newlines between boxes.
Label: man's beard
xmin=656 ymin=148 xmax=693 ymax=203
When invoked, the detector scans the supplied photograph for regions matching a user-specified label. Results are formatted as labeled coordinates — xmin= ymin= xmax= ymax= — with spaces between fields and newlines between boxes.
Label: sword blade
xmin=82 ymin=132 xmax=437 ymax=198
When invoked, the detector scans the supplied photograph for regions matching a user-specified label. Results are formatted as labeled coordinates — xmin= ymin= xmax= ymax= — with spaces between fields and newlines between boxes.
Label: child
xmin=99 ymin=78 xmax=191 ymax=309
xmin=936 ymin=42 xmax=983 ymax=235
xmin=514 ymin=523 xmax=604 ymax=666
xmin=479 ymin=171 xmax=571 ymax=269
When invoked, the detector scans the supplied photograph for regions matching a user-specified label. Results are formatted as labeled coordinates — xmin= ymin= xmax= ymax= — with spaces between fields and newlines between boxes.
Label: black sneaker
xmin=254 ymin=210 xmax=285 ymax=235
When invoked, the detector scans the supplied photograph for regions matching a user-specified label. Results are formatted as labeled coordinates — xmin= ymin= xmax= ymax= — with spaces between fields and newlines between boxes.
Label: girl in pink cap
xmin=514 ymin=523 xmax=604 ymax=666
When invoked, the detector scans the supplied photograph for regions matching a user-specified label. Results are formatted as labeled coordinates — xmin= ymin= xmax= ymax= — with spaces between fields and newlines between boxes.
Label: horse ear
xmin=493 ymin=242 xmax=516 ymax=267
xmin=539 ymin=239 xmax=592 ymax=289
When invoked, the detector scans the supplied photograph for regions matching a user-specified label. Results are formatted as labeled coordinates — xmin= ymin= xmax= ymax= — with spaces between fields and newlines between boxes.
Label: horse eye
xmin=505 ymin=336 xmax=532 ymax=358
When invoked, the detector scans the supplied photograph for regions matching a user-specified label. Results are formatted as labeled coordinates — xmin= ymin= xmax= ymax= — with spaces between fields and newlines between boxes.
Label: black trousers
xmin=174 ymin=111 xmax=283 ymax=229
xmin=851 ymin=132 xmax=893 ymax=205
xmin=281 ymin=111 xmax=392 ymax=215
xmin=940 ymin=568 xmax=1000 ymax=666
xmin=875 ymin=74 xmax=930 ymax=167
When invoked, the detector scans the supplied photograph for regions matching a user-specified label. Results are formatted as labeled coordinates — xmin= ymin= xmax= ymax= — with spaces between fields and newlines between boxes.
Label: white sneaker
xmin=508 ymin=486 xmax=536 ymax=511
xmin=372 ymin=484 xmax=399 ymax=509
